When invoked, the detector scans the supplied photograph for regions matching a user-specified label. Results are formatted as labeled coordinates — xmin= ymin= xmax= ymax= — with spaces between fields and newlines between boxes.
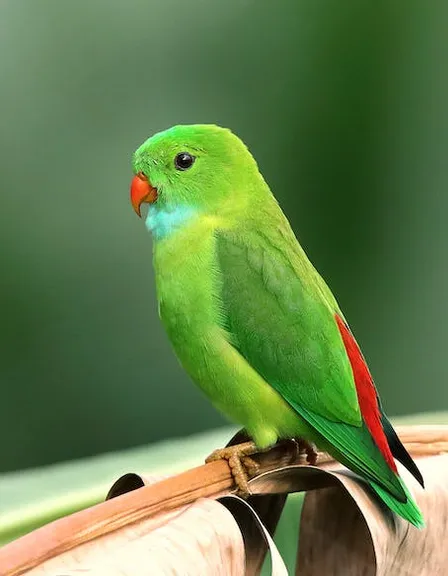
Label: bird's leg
xmin=205 ymin=441 xmax=260 ymax=496
xmin=295 ymin=438 xmax=318 ymax=465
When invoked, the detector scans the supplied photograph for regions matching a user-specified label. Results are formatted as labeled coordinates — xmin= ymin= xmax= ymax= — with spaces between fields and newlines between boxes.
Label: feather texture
xmin=334 ymin=314 xmax=397 ymax=472
xmin=132 ymin=123 xmax=424 ymax=527
xmin=215 ymin=228 xmax=406 ymax=502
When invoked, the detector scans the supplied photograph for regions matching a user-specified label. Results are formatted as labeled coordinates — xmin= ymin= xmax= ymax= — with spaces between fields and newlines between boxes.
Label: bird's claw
xmin=295 ymin=438 xmax=318 ymax=465
xmin=206 ymin=441 xmax=260 ymax=496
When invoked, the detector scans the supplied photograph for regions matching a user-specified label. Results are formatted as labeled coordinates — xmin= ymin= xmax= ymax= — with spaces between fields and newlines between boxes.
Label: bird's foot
xmin=296 ymin=438 xmax=318 ymax=465
xmin=205 ymin=441 xmax=260 ymax=496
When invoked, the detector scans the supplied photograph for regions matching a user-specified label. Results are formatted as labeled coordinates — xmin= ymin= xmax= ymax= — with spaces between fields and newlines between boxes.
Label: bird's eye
xmin=174 ymin=152 xmax=195 ymax=171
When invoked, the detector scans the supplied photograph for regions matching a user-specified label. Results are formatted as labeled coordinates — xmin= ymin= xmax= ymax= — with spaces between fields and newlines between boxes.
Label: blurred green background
xmin=1 ymin=0 xmax=447 ymax=474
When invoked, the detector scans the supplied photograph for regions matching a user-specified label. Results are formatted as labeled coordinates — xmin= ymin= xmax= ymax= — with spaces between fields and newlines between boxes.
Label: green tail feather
xmin=370 ymin=478 xmax=425 ymax=528
xmin=287 ymin=404 xmax=425 ymax=528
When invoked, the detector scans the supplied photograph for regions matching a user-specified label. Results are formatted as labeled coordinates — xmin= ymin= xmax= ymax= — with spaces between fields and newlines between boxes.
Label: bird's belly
xmin=158 ymin=289 xmax=313 ymax=447
xmin=153 ymin=230 xmax=314 ymax=446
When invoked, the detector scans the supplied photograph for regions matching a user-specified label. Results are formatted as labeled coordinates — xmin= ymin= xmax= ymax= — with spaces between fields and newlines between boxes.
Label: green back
xmin=216 ymin=227 xmax=358 ymax=424
xmin=216 ymin=222 xmax=406 ymax=500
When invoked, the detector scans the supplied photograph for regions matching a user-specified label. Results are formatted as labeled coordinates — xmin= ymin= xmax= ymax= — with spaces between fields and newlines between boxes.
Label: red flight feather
xmin=335 ymin=314 xmax=397 ymax=472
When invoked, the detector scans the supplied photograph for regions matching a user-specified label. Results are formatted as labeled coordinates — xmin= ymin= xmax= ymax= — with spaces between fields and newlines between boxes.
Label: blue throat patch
xmin=145 ymin=204 xmax=198 ymax=239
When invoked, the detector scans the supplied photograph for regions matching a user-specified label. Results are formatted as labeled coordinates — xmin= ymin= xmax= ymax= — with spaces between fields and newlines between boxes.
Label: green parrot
xmin=130 ymin=124 xmax=424 ymax=528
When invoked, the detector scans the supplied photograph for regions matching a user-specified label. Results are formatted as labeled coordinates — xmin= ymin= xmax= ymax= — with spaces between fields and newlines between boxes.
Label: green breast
xmin=152 ymin=220 xmax=220 ymax=354
xmin=151 ymin=217 xmax=305 ymax=444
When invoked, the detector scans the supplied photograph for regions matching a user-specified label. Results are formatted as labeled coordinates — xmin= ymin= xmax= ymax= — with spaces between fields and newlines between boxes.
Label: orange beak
xmin=130 ymin=172 xmax=158 ymax=217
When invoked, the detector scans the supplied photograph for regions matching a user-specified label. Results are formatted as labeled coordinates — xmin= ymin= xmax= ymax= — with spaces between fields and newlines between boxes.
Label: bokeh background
xmin=1 ymin=0 xmax=447 ymax=474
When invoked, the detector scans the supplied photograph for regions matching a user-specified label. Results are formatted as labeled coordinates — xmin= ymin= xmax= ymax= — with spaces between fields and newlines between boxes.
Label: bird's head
xmin=130 ymin=124 xmax=263 ymax=220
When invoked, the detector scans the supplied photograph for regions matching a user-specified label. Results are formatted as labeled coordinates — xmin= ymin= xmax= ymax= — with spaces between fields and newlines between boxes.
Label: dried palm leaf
xmin=0 ymin=425 xmax=447 ymax=576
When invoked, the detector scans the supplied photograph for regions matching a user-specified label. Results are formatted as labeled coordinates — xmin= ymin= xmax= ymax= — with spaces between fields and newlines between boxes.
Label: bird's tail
xmin=370 ymin=478 xmax=425 ymax=528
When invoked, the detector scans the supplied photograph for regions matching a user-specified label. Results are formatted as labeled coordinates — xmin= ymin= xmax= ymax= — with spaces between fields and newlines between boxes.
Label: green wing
xmin=216 ymin=228 xmax=405 ymax=500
